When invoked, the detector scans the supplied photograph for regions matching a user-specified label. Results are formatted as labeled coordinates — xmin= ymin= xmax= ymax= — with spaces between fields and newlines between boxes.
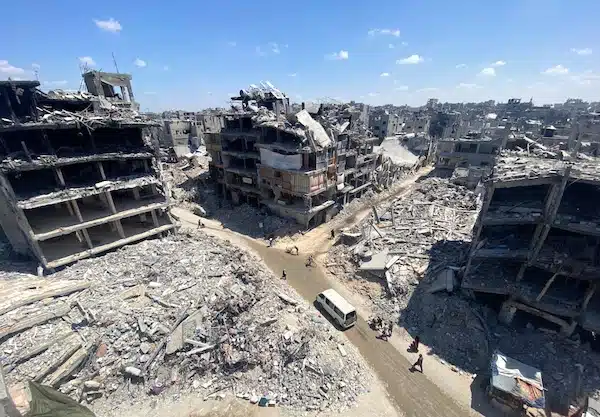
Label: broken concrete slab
xmin=359 ymin=250 xmax=389 ymax=274
xmin=428 ymin=268 xmax=456 ymax=294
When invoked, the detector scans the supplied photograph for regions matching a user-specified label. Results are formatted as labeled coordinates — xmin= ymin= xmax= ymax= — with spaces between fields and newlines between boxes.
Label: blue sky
xmin=2 ymin=0 xmax=599 ymax=111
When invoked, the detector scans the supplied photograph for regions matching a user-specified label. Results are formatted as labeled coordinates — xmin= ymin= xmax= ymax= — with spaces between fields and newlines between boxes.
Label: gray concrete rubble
xmin=0 ymin=78 xmax=174 ymax=272
xmin=326 ymin=175 xmax=600 ymax=410
xmin=0 ymin=232 xmax=371 ymax=416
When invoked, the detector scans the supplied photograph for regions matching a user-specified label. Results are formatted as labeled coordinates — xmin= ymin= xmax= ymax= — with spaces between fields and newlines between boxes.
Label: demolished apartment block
xmin=0 ymin=80 xmax=174 ymax=270
xmin=205 ymin=84 xmax=399 ymax=227
xmin=463 ymin=150 xmax=600 ymax=336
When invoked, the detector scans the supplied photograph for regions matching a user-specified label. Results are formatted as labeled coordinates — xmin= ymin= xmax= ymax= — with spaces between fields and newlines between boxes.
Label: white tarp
xmin=260 ymin=148 xmax=302 ymax=170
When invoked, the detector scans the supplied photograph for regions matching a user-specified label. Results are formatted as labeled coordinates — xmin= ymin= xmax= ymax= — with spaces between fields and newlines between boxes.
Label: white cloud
xmin=79 ymin=56 xmax=96 ymax=67
xmin=479 ymin=67 xmax=496 ymax=76
xmin=327 ymin=50 xmax=349 ymax=60
xmin=396 ymin=54 xmax=423 ymax=65
xmin=43 ymin=80 xmax=68 ymax=87
xmin=570 ymin=70 xmax=600 ymax=85
xmin=388 ymin=44 xmax=394 ymax=49
xmin=401 ymin=41 xmax=408 ymax=46
xmin=457 ymin=83 xmax=481 ymax=89
xmin=228 ymin=41 xmax=237 ymax=47
xmin=542 ymin=64 xmax=569 ymax=75
xmin=368 ymin=29 xmax=400 ymax=37
xmin=32 ymin=63 xmax=41 ymax=70
xmin=491 ymin=60 xmax=506 ymax=67
xmin=368 ymin=92 xmax=379 ymax=97
xmin=455 ymin=64 xmax=467 ymax=69
xmin=134 ymin=58 xmax=147 ymax=68
xmin=571 ymin=48 xmax=592 ymax=56
xmin=395 ymin=85 xmax=409 ymax=91
xmin=163 ymin=65 xmax=169 ymax=71
xmin=269 ymin=42 xmax=281 ymax=54
xmin=93 ymin=18 xmax=122 ymax=33
xmin=288 ymin=73 xmax=297 ymax=77
xmin=0 ymin=61 xmax=25 ymax=76
xmin=380 ymin=72 xmax=390 ymax=77
xmin=416 ymin=87 xmax=438 ymax=92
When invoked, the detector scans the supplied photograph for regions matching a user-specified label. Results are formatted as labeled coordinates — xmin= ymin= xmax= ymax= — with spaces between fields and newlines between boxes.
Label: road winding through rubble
xmin=171 ymin=171 xmax=471 ymax=417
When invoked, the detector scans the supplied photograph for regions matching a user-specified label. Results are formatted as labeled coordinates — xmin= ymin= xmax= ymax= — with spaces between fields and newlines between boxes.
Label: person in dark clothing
xmin=197 ymin=219 xmax=204 ymax=229
xmin=330 ymin=230 xmax=335 ymax=239
xmin=411 ymin=354 xmax=424 ymax=373
xmin=281 ymin=269 xmax=287 ymax=280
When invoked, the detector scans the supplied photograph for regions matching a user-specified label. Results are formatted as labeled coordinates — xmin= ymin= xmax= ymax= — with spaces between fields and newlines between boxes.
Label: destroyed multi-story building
xmin=205 ymin=84 xmax=401 ymax=227
xmin=369 ymin=111 xmax=401 ymax=140
xmin=463 ymin=150 xmax=600 ymax=336
xmin=402 ymin=114 xmax=430 ymax=135
xmin=0 ymin=78 xmax=174 ymax=271
xmin=435 ymin=132 xmax=505 ymax=170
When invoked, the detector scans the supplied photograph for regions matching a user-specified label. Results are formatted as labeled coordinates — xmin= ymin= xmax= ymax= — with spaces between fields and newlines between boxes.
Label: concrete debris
xmin=0 ymin=232 xmax=371 ymax=415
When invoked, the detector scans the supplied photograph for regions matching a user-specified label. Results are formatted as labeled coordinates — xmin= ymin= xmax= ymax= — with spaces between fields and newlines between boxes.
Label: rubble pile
xmin=163 ymin=149 xmax=211 ymax=204
xmin=328 ymin=177 xmax=479 ymax=308
xmin=0 ymin=232 xmax=371 ymax=414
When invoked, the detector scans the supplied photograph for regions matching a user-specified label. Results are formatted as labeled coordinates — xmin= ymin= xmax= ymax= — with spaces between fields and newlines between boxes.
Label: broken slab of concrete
xmin=428 ymin=268 xmax=456 ymax=294
xmin=359 ymin=249 xmax=389 ymax=275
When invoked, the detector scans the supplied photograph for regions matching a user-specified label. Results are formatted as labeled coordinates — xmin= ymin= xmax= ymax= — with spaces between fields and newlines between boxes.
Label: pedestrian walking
xmin=268 ymin=237 xmax=274 ymax=247
xmin=197 ymin=219 xmax=204 ymax=229
xmin=281 ymin=269 xmax=287 ymax=280
xmin=411 ymin=354 xmax=424 ymax=373
xmin=330 ymin=230 xmax=335 ymax=240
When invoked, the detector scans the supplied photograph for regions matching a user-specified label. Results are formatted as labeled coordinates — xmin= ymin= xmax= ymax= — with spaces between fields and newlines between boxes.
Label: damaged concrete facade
xmin=463 ymin=151 xmax=600 ymax=336
xmin=205 ymin=85 xmax=397 ymax=227
xmin=0 ymin=80 xmax=174 ymax=270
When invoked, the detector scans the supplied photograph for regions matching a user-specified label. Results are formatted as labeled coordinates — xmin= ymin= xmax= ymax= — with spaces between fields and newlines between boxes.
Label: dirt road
xmin=170 ymin=170 xmax=474 ymax=417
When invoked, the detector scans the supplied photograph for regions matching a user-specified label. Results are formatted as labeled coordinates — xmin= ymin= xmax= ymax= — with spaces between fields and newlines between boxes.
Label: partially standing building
xmin=205 ymin=84 xmax=391 ymax=228
xmin=463 ymin=150 xmax=600 ymax=336
xmin=0 ymin=79 xmax=174 ymax=271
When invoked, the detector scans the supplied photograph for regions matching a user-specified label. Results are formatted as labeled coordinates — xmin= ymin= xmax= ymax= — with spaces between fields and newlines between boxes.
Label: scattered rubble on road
xmin=326 ymin=175 xmax=600 ymax=408
xmin=0 ymin=232 xmax=372 ymax=416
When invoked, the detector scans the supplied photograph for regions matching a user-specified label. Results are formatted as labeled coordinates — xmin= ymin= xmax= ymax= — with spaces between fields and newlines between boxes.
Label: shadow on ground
xmin=400 ymin=239 xmax=600 ymax=415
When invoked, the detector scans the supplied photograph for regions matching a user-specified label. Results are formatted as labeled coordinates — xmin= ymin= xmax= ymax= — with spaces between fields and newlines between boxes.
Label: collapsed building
xmin=205 ymin=84 xmax=407 ymax=227
xmin=0 ymin=78 xmax=174 ymax=271
xmin=463 ymin=150 xmax=600 ymax=336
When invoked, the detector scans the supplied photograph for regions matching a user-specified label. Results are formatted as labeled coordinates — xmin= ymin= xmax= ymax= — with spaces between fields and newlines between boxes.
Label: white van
xmin=316 ymin=289 xmax=357 ymax=329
